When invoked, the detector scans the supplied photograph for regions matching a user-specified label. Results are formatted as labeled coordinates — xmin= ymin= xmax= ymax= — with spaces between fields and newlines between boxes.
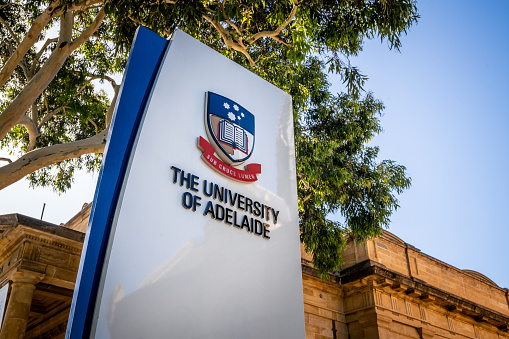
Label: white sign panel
xmin=0 ymin=284 xmax=8 ymax=329
xmin=91 ymin=30 xmax=304 ymax=338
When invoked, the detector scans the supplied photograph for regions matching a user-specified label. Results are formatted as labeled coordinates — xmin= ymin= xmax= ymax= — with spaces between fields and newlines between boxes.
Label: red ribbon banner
xmin=197 ymin=136 xmax=261 ymax=183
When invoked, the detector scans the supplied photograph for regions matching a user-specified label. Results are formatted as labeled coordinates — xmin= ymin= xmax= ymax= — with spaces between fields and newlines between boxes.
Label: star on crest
xmin=227 ymin=112 xmax=236 ymax=121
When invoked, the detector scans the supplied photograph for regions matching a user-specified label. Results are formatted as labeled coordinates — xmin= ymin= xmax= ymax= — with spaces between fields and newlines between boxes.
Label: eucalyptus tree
xmin=0 ymin=0 xmax=417 ymax=276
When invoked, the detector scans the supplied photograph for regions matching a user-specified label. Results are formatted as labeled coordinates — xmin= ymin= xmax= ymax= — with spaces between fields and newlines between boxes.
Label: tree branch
xmin=70 ymin=8 xmax=105 ymax=48
xmin=35 ymin=38 xmax=58 ymax=61
xmin=38 ymin=71 xmax=114 ymax=130
xmin=88 ymin=119 xmax=98 ymax=134
xmin=19 ymin=59 xmax=31 ymax=79
xmin=2 ymin=39 xmax=31 ymax=79
xmin=38 ymin=70 xmax=115 ymax=129
xmin=0 ymin=0 xmax=104 ymax=89
xmin=247 ymin=1 xmax=298 ymax=45
xmin=0 ymin=7 xmax=105 ymax=142
xmin=202 ymin=2 xmax=296 ymax=66
xmin=74 ymin=80 xmax=92 ymax=98
xmin=59 ymin=10 xmax=74 ymax=44
xmin=31 ymin=102 xmax=38 ymax=127
xmin=229 ymin=41 xmax=256 ymax=67
xmin=220 ymin=1 xmax=244 ymax=46
xmin=271 ymin=35 xmax=292 ymax=47
xmin=0 ymin=129 xmax=108 ymax=190
xmin=302 ymin=193 xmax=312 ymax=203
xmin=0 ymin=15 xmax=20 ymax=44
xmin=202 ymin=13 xmax=256 ymax=67
xmin=31 ymin=37 xmax=59 ymax=76
xmin=0 ymin=157 xmax=12 ymax=163
xmin=84 ymin=73 xmax=118 ymax=88
xmin=68 ymin=70 xmax=119 ymax=94
xmin=202 ymin=14 xmax=232 ymax=48
xmin=1 ymin=40 xmax=21 ymax=74
xmin=38 ymin=106 xmax=67 ymax=129
xmin=0 ymin=0 xmax=60 ymax=89
xmin=127 ymin=15 xmax=171 ymax=37
xmin=17 ymin=115 xmax=39 ymax=152
xmin=106 ymin=84 xmax=120 ymax=128
xmin=0 ymin=3 xmax=18 ymax=8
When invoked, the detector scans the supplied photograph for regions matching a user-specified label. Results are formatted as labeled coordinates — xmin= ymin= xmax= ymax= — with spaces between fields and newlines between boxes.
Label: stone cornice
xmin=301 ymin=258 xmax=340 ymax=284
xmin=0 ymin=226 xmax=83 ymax=260
xmin=339 ymin=259 xmax=509 ymax=331
xmin=0 ymin=221 xmax=84 ymax=288
xmin=0 ymin=214 xmax=58 ymax=228
xmin=0 ymin=214 xmax=85 ymax=243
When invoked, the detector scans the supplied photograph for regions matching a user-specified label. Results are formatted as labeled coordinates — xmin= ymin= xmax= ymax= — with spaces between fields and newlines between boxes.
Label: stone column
xmin=0 ymin=272 xmax=44 ymax=339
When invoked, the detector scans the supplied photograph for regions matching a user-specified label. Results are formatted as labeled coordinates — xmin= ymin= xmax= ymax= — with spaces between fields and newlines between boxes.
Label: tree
xmin=0 ymin=0 xmax=417 ymax=276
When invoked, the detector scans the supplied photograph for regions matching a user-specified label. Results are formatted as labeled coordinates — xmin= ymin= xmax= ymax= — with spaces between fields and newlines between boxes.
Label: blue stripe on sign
xmin=66 ymin=26 xmax=169 ymax=339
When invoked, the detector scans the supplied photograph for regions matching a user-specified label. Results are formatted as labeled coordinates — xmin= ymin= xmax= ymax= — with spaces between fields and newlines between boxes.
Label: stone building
xmin=301 ymin=233 xmax=509 ymax=339
xmin=0 ymin=214 xmax=84 ymax=339
xmin=0 ymin=205 xmax=508 ymax=338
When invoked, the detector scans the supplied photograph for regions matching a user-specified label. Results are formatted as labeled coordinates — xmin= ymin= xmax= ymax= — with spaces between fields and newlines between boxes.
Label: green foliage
xmin=265 ymin=57 xmax=412 ymax=277
xmin=0 ymin=0 xmax=418 ymax=277
xmin=1 ymin=1 xmax=114 ymax=188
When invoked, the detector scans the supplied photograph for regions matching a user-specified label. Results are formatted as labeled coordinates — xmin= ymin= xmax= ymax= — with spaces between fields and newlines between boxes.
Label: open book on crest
xmin=218 ymin=119 xmax=248 ymax=154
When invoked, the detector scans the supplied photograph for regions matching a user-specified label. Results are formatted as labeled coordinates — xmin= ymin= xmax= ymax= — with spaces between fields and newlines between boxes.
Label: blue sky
xmin=1 ymin=1 xmax=508 ymax=287
xmin=334 ymin=0 xmax=509 ymax=287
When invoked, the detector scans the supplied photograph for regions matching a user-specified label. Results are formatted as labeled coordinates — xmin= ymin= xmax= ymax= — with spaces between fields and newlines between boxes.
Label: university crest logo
xmin=198 ymin=92 xmax=261 ymax=182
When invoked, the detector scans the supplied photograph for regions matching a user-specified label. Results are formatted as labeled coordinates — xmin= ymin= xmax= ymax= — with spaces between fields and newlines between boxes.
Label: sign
xmin=0 ymin=284 xmax=8 ymax=329
xmin=68 ymin=27 xmax=304 ymax=339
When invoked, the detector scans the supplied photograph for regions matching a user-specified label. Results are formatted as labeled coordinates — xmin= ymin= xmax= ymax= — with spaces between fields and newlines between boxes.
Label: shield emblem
xmin=205 ymin=92 xmax=255 ymax=165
